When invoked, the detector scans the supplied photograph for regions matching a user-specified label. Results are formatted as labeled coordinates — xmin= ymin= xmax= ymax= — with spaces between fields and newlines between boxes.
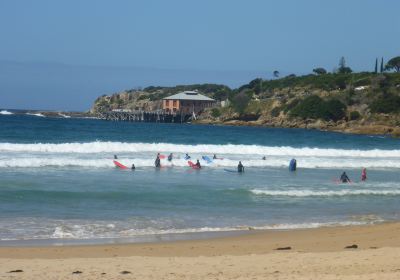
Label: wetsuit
xmin=195 ymin=161 xmax=201 ymax=169
xmin=238 ymin=162 xmax=244 ymax=173
xmin=340 ymin=172 xmax=350 ymax=183
xmin=168 ymin=154 xmax=173 ymax=162
xmin=131 ymin=164 xmax=135 ymax=170
xmin=213 ymin=155 xmax=217 ymax=159
xmin=155 ymin=157 xmax=161 ymax=168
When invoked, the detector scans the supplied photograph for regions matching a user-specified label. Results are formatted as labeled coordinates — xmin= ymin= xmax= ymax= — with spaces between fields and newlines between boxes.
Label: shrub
xmin=290 ymin=95 xmax=346 ymax=121
xmin=370 ymin=94 xmax=400 ymax=113
xmin=211 ymin=108 xmax=221 ymax=118
xmin=270 ymin=107 xmax=281 ymax=117
xmin=231 ymin=91 xmax=252 ymax=114
xmin=349 ymin=111 xmax=361 ymax=120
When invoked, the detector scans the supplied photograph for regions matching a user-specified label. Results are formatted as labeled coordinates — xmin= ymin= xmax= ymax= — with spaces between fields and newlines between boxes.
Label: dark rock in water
xmin=275 ymin=246 xmax=292 ymax=250
xmin=120 ymin=271 xmax=132 ymax=274
xmin=72 ymin=271 xmax=83 ymax=274
xmin=345 ymin=244 xmax=358 ymax=249
xmin=8 ymin=270 xmax=23 ymax=273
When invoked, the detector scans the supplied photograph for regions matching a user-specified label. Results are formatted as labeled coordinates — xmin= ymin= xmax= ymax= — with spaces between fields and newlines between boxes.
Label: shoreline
xmin=1 ymin=223 xmax=400 ymax=279
xmin=1 ymin=222 xmax=400 ymax=258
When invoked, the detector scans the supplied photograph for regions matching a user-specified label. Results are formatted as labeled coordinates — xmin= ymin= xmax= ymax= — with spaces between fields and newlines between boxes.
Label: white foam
xmin=0 ymin=141 xmax=399 ymax=157
xmin=0 ymin=110 xmax=13 ymax=115
xmin=58 ymin=113 xmax=71 ymax=118
xmin=250 ymin=189 xmax=400 ymax=197
xmin=26 ymin=113 xmax=45 ymax=117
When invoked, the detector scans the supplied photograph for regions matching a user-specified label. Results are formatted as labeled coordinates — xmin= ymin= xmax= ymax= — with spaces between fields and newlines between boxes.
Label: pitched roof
xmin=163 ymin=91 xmax=215 ymax=101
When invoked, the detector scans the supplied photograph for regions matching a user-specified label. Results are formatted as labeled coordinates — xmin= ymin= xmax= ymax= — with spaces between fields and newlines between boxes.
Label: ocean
xmin=1 ymin=111 xmax=400 ymax=244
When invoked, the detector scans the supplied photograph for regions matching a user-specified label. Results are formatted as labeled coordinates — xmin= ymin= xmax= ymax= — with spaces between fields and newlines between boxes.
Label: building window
xmin=165 ymin=100 xmax=169 ymax=106
xmin=173 ymin=100 xmax=177 ymax=107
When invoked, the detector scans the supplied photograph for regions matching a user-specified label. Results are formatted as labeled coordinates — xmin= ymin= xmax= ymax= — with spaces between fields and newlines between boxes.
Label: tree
xmin=273 ymin=70 xmax=280 ymax=78
xmin=380 ymin=57 xmax=384 ymax=73
xmin=339 ymin=57 xmax=346 ymax=69
xmin=313 ymin=67 xmax=327 ymax=75
xmin=337 ymin=56 xmax=353 ymax=74
xmin=374 ymin=58 xmax=378 ymax=74
xmin=385 ymin=56 xmax=400 ymax=72
xmin=231 ymin=91 xmax=252 ymax=115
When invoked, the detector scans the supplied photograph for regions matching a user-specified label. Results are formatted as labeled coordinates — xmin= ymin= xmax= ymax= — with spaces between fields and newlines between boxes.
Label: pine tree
xmin=374 ymin=58 xmax=378 ymax=73
xmin=380 ymin=57 xmax=384 ymax=73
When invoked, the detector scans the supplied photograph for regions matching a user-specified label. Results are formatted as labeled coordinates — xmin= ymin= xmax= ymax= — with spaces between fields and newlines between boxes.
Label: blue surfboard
xmin=202 ymin=156 xmax=213 ymax=163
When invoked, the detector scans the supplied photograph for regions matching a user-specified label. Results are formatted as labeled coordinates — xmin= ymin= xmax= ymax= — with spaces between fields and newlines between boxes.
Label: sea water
xmin=1 ymin=113 xmax=400 ymax=244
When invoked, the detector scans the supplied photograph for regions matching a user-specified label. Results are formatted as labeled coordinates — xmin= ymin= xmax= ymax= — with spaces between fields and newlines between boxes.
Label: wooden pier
xmin=97 ymin=110 xmax=194 ymax=123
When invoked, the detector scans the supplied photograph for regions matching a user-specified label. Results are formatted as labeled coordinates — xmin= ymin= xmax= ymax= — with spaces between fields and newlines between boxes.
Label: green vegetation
xmin=349 ymin=111 xmax=361 ymax=120
xmin=211 ymin=108 xmax=221 ymax=118
xmin=385 ymin=56 xmax=400 ymax=72
xmin=370 ymin=93 xmax=400 ymax=113
xmin=289 ymin=95 xmax=346 ymax=121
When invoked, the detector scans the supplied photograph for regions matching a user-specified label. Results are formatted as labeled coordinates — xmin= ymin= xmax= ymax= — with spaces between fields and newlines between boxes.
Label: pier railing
xmin=97 ymin=109 xmax=193 ymax=123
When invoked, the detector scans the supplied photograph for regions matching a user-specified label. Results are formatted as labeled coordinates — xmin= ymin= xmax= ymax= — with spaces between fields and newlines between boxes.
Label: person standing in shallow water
xmin=340 ymin=172 xmax=351 ymax=183
xmin=361 ymin=168 xmax=367 ymax=181
xmin=238 ymin=161 xmax=244 ymax=173
xmin=154 ymin=155 xmax=161 ymax=168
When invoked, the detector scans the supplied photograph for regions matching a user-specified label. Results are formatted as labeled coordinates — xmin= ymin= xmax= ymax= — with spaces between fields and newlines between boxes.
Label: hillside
xmin=91 ymin=72 xmax=400 ymax=136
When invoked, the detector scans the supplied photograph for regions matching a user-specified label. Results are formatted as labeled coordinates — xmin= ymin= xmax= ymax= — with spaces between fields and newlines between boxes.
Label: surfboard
xmin=188 ymin=161 xmax=200 ymax=169
xmin=202 ymin=156 xmax=213 ymax=163
xmin=224 ymin=168 xmax=237 ymax=173
xmin=113 ymin=160 xmax=128 ymax=169
xmin=159 ymin=155 xmax=166 ymax=159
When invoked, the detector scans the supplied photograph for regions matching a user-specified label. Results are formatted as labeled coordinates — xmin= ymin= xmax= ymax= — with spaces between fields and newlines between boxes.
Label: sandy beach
xmin=1 ymin=222 xmax=400 ymax=279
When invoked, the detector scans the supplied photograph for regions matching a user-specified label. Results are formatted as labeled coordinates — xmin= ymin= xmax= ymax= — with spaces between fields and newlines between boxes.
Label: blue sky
xmin=0 ymin=0 xmax=399 ymax=110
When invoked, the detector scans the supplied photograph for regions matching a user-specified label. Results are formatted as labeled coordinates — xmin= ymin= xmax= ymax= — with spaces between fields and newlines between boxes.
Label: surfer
xmin=213 ymin=154 xmax=217 ymax=159
xmin=361 ymin=168 xmax=367 ymax=181
xmin=168 ymin=153 xmax=173 ymax=162
xmin=114 ymin=155 xmax=118 ymax=159
xmin=155 ymin=155 xmax=161 ymax=168
xmin=131 ymin=164 xmax=136 ymax=170
xmin=340 ymin=172 xmax=351 ymax=183
xmin=262 ymin=156 xmax=266 ymax=160
xmin=238 ymin=161 xmax=244 ymax=173
xmin=195 ymin=160 xmax=201 ymax=169
xmin=185 ymin=153 xmax=191 ymax=160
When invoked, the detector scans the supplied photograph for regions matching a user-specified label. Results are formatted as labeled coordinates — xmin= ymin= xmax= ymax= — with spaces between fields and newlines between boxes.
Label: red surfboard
xmin=188 ymin=161 xmax=200 ymax=169
xmin=159 ymin=155 xmax=166 ymax=159
xmin=113 ymin=160 xmax=128 ymax=169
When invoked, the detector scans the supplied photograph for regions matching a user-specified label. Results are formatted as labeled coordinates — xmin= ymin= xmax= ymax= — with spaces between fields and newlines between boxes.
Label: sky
xmin=0 ymin=0 xmax=399 ymax=111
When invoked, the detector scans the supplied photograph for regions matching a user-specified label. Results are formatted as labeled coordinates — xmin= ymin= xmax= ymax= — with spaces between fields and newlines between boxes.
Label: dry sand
xmin=1 ymin=222 xmax=400 ymax=279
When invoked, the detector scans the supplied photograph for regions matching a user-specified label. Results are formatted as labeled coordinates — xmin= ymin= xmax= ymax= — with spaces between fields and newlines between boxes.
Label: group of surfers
xmin=114 ymin=154 xmax=367 ymax=182
xmin=339 ymin=168 xmax=367 ymax=183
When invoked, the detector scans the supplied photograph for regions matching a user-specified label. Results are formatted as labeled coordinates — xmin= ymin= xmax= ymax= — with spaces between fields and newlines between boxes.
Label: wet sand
xmin=1 ymin=222 xmax=400 ymax=279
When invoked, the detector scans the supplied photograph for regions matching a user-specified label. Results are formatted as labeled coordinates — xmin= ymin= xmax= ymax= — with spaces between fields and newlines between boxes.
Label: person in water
xmin=340 ymin=172 xmax=351 ymax=183
xmin=213 ymin=154 xmax=217 ymax=159
xmin=131 ymin=164 xmax=135 ymax=170
xmin=195 ymin=159 xmax=201 ymax=169
xmin=361 ymin=168 xmax=367 ymax=181
xmin=185 ymin=153 xmax=191 ymax=159
xmin=238 ymin=161 xmax=244 ymax=173
xmin=154 ymin=155 xmax=161 ymax=168
xmin=114 ymin=155 xmax=118 ymax=159
xmin=289 ymin=158 xmax=297 ymax=171
xmin=262 ymin=156 xmax=266 ymax=160
xmin=168 ymin=153 xmax=173 ymax=162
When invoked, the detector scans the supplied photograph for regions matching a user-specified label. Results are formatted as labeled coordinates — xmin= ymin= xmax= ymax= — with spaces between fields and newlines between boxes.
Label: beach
xmin=1 ymin=222 xmax=400 ymax=279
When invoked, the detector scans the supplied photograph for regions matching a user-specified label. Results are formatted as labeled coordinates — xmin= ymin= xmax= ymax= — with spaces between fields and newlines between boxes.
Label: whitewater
xmin=1 ymin=141 xmax=400 ymax=169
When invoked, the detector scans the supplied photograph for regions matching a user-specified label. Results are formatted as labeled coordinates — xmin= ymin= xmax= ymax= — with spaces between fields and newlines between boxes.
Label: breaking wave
xmin=1 ymin=141 xmax=400 ymax=169
xmin=250 ymin=189 xmax=400 ymax=197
